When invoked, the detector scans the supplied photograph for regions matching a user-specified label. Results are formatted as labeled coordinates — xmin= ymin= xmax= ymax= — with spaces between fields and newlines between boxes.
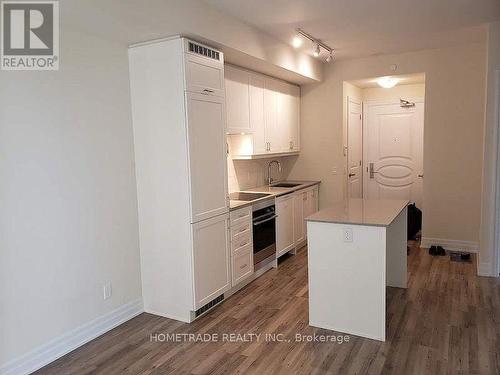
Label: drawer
xmin=231 ymin=226 xmax=251 ymax=250
xmin=232 ymin=240 xmax=252 ymax=257
xmin=231 ymin=220 xmax=251 ymax=237
xmin=232 ymin=251 xmax=253 ymax=286
xmin=230 ymin=206 xmax=252 ymax=225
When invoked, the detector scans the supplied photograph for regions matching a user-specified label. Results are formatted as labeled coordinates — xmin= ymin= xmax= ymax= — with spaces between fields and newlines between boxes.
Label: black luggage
xmin=407 ymin=203 xmax=422 ymax=240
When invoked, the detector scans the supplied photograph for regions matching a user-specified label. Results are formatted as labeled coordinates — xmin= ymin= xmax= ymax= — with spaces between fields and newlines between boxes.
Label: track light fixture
xmin=294 ymin=28 xmax=334 ymax=63
xmin=313 ymin=44 xmax=321 ymax=57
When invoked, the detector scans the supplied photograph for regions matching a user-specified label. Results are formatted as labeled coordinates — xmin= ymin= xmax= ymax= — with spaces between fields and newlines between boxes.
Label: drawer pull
xmin=240 ymin=241 xmax=249 ymax=247
xmin=240 ymin=264 xmax=247 ymax=269
xmin=237 ymin=227 xmax=247 ymax=233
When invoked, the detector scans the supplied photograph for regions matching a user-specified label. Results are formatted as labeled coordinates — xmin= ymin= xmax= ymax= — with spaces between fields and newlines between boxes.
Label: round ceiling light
xmin=377 ymin=76 xmax=399 ymax=88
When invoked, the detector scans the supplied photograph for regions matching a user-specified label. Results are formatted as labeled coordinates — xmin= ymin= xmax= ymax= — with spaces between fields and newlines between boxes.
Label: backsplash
xmin=227 ymin=156 xmax=295 ymax=192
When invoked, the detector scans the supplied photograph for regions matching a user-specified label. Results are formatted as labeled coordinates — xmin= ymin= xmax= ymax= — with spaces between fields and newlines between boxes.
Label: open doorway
xmin=343 ymin=73 xmax=426 ymax=212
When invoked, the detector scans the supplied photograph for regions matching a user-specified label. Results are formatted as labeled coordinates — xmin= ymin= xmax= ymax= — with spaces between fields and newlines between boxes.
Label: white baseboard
xmin=420 ymin=237 xmax=479 ymax=253
xmin=0 ymin=299 xmax=144 ymax=375
xmin=477 ymin=261 xmax=497 ymax=277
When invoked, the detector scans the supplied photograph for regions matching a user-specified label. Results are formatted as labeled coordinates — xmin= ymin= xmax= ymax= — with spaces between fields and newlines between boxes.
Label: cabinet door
xmin=294 ymin=192 xmax=305 ymax=245
xmin=225 ymin=65 xmax=250 ymax=134
xmin=192 ymin=214 xmax=230 ymax=309
xmin=186 ymin=93 xmax=228 ymax=223
xmin=185 ymin=53 xmax=225 ymax=97
xmin=249 ymin=73 xmax=267 ymax=155
xmin=264 ymin=78 xmax=279 ymax=153
xmin=290 ymin=84 xmax=300 ymax=151
xmin=276 ymin=195 xmax=295 ymax=257
xmin=303 ymin=187 xmax=319 ymax=238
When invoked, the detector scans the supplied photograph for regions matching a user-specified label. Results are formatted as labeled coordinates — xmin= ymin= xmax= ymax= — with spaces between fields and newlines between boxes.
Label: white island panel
xmin=307 ymin=221 xmax=387 ymax=341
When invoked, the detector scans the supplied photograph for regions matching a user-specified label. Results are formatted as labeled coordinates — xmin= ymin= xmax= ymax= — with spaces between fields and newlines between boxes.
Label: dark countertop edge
xmin=229 ymin=181 xmax=321 ymax=211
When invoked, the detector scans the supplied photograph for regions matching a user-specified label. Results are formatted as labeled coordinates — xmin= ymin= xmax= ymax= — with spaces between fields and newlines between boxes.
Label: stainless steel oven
xmin=252 ymin=199 xmax=277 ymax=270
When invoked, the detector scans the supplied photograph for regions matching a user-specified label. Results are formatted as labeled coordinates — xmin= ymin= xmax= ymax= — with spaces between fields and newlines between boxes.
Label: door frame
xmin=493 ymin=69 xmax=500 ymax=277
xmin=362 ymin=98 xmax=425 ymax=202
xmin=347 ymin=96 xmax=363 ymax=198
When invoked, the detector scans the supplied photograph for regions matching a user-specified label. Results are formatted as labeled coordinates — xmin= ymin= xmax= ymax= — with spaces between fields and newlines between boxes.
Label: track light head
xmin=313 ymin=44 xmax=321 ymax=57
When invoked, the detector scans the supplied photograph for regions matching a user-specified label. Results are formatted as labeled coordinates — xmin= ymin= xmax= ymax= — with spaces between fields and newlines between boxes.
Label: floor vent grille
xmin=195 ymin=294 xmax=224 ymax=318
xmin=188 ymin=41 xmax=221 ymax=61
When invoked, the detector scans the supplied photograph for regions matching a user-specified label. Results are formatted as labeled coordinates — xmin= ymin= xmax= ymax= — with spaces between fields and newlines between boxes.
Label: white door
xmin=186 ymin=93 xmax=229 ymax=223
xmin=364 ymin=100 xmax=424 ymax=208
xmin=249 ymin=73 xmax=267 ymax=154
xmin=224 ymin=65 xmax=250 ymax=134
xmin=347 ymin=97 xmax=363 ymax=198
xmin=192 ymin=213 xmax=230 ymax=309
xmin=184 ymin=53 xmax=225 ymax=97
xmin=264 ymin=78 xmax=279 ymax=153
xmin=276 ymin=194 xmax=295 ymax=257
xmin=294 ymin=192 xmax=305 ymax=245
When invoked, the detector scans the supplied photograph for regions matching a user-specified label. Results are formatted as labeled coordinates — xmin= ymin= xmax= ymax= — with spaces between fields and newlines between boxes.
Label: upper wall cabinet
xmin=225 ymin=65 xmax=300 ymax=159
xmin=225 ymin=65 xmax=250 ymax=133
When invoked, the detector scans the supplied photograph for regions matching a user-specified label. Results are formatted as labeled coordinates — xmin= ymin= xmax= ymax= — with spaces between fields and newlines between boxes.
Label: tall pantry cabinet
xmin=128 ymin=37 xmax=230 ymax=322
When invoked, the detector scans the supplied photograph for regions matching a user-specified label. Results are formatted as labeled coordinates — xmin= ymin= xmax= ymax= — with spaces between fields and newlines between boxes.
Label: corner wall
xmin=479 ymin=21 xmax=500 ymax=276
xmin=289 ymin=43 xmax=487 ymax=248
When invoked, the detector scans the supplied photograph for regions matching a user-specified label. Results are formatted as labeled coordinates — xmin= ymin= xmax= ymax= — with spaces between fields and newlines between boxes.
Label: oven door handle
xmin=253 ymin=215 xmax=278 ymax=226
xmin=253 ymin=212 xmax=275 ymax=222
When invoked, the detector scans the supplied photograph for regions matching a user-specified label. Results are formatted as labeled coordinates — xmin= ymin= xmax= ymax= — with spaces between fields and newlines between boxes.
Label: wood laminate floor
xmin=36 ymin=243 xmax=500 ymax=375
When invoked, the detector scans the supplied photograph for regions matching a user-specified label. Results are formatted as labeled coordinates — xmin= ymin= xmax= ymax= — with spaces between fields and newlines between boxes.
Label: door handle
xmin=348 ymin=173 xmax=355 ymax=178
xmin=418 ymin=174 xmax=424 ymax=178
xmin=369 ymin=163 xmax=378 ymax=179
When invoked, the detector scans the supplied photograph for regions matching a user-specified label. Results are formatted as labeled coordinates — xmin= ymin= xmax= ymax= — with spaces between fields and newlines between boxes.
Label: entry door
xmin=347 ymin=97 xmax=363 ymax=198
xmin=364 ymin=100 xmax=424 ymax=208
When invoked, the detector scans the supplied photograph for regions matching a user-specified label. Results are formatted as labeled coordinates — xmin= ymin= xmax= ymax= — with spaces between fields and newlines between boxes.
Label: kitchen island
xmin=305 ymin=199 xmax=408 ymax=341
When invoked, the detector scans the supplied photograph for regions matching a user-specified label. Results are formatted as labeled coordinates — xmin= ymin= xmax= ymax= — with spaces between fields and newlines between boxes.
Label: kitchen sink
xmin=271 ymin=183 xmax=301 ymax=188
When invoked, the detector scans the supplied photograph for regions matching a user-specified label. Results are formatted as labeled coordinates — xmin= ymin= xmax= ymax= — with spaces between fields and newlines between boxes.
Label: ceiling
xmin=349 ymin=73 xmax=426 ymax=88
xmin=203 ymin=0 xmax=500 ymax=61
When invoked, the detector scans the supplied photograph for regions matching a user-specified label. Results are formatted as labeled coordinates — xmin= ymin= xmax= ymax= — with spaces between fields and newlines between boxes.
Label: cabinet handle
xmin=202 ymin=89 xmax=214 ymax=94
xmin=239 ymin=241 xmax=249 ymax=247
xmin=290 ymin=141 xmax=293 ymax=150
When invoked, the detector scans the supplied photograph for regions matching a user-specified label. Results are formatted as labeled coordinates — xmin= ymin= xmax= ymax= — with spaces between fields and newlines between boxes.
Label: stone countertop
xmin=305 ymin=198 xmax=409 ymax=227
xmin=229 ymin=180 xmax=321 ymax=210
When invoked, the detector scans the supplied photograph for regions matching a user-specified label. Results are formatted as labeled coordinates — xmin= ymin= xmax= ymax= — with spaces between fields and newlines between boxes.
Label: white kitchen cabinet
xmin=129 ymin=37 xmax=229 ymax=323
xmin=185 ymin=51 xmax=225 ymax=97
xmin=304 ymin=186 xmax=319 ymax=237
xmin=192 ymin=214 xmax=231 ymax=309
xmin=186 ymin=93 xmax=229 ymax=223
xmin=225 ymin=65 xmax=251 ymax=133
xmin=229 ymin=206 xmax=254 ymax=286
xmin=294 ymin=191 xmax=306 ymax=246
xmin=276 ymin=194 xmax=295 ymax=257
xmin=249 ymin=73 xmax=267 ymax=154
xmin=225 ymin=65 xmax=300 ymax=159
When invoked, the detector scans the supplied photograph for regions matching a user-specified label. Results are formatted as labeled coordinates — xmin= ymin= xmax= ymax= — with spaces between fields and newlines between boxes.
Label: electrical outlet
xmin=343 ymin=228 xmax=353 ymax=242
xmin=103 ymin=282 xmax=112 ymax=300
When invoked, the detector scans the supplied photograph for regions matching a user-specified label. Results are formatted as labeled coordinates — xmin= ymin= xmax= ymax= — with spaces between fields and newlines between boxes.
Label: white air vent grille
xmin=188 ymin=41 xmax=221 ymax=61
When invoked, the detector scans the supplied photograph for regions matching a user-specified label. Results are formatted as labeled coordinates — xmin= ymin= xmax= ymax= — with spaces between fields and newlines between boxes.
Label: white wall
xmin=289 ymin=43 xmax=486 ymax=247
xmin=479 ymin=21 xmax=500 ymax=276
xmin=362 ymin=83 xmax=425 ymax=101
xmin=0 ymin=28 xmax=143 ymax=367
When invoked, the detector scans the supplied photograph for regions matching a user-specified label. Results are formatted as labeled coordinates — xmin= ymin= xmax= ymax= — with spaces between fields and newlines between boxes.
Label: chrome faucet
xmin=267 ymin=160 xmax=282 ymax=185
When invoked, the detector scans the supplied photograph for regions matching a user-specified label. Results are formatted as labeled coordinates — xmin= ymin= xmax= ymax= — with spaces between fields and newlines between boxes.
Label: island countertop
xmin=305 ymin=198 xmax=409 ymax=227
